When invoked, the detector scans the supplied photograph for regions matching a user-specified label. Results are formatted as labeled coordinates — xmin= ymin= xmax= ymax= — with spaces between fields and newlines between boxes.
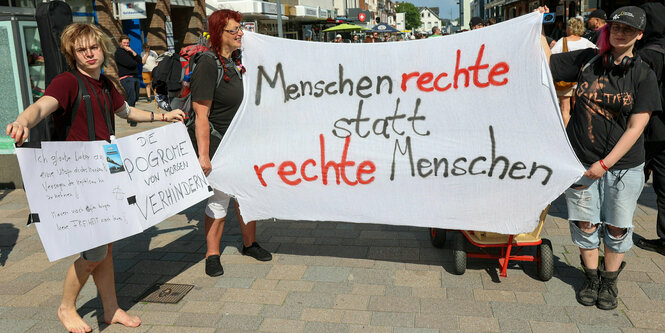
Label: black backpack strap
xmin=104 ymin=82 xmax=115 ymax=136
xmin=96 ymin=76 xmax=115 ymax=137
xmin=63 ymin=72 xmax=83 ymax=140
xmin=214 ymin=56 xmax=224 ymax=88
xmin=72 ymin=71 xmax=95 ymax=141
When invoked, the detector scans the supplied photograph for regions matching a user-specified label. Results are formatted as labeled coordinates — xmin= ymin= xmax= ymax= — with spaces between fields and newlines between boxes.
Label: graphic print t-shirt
xmin=550 ymin=48 xmax=662 ymax=169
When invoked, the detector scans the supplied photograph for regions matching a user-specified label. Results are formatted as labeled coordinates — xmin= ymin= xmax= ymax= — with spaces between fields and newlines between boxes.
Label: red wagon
xmin=429 ymin=206 xmax=553 ymax=281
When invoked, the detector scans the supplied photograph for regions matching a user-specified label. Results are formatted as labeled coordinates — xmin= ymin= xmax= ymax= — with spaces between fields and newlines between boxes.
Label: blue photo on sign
xmin=104 ymin=144 xmax=125 ymax=174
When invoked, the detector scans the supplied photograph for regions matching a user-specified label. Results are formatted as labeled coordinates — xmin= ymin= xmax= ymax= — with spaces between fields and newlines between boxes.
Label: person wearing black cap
xmin=537 ymin=5 xmax=662 ymax=310
xmin=469 ymin=17 xmax=484 ymax=30
xmin=583 ymin=9 xmax=607 ymax=43
xmin=636 ymin=2 xmax=665 ymax=256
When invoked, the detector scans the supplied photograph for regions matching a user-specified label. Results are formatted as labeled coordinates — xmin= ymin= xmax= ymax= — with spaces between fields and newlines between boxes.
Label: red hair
xmin=207 ymin=9 xmax=246 ymax=82
xmin=596 ymin=24 xmax=611 ymax=55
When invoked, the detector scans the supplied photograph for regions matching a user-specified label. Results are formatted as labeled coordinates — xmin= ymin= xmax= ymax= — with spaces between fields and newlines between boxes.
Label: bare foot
xmin=104 ymin=308 xmax=142 ymax=328
xmin=57 ymin=306 xmax=92 ymax=333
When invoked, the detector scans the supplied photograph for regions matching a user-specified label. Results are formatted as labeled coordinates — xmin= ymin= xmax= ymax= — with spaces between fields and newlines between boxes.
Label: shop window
xmin=72 ymin=15 xmax=95 ymax=24
xmin=0 ymin=22 xmax=23 ymax=153
xmin=21 ymin=23 xmax=44 ymax=103
xmin=68 ymin=0 xmax=93 ymax=12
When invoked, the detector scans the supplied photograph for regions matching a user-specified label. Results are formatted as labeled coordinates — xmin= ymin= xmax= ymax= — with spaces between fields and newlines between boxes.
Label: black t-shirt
xmin=550 ymin=48 xmax=662 ymax=169
xmin=190 ymin=54 xmax=244 ymax=159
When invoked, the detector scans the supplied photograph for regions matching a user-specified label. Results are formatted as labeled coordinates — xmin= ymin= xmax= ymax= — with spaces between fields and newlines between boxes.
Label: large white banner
xmin=208 ymin=13 xmax=586 ymax=234
xmin=17 ymin=123 xmax=212 ymax=261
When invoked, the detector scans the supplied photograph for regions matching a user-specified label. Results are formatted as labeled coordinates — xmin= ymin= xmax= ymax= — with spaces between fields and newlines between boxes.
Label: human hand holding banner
xmin=208 ymin=13 xmax=585 ymax=234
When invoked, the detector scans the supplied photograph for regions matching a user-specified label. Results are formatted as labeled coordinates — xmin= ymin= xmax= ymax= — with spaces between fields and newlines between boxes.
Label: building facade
xmin=417 ymin=7 xmax=441 ymax=34
xmin=458 ymin=0 xmax=471 ymax=30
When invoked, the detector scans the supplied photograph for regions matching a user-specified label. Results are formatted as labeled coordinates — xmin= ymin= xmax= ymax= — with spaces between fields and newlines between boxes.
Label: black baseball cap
xmin=586 ymin=9 xmax=606 ymax=20
xmin=469 ymin=17 xmax=484 ymax=27
xmin=608 ymin=6 xmax=647 ymax=31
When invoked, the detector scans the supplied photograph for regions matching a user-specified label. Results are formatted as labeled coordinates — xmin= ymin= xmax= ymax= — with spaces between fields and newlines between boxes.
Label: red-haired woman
xmin=538 ymin=6 xmax=661 ymax=310
xmin=190 ymin=9 xmax=272 ymax=277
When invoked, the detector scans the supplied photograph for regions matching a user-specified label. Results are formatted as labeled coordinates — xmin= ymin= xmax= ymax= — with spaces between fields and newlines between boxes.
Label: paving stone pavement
xmin=2 ymin=101 xmax=665 ymax=332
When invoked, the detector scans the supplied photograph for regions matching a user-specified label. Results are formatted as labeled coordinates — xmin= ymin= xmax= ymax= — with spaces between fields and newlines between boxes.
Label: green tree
xmin=395 ymin=2 xmax=422 ymax=31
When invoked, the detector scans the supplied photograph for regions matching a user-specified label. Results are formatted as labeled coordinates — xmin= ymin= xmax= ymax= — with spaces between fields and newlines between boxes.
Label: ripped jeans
xmin=565 ymin=163 xmax=644 ymax=253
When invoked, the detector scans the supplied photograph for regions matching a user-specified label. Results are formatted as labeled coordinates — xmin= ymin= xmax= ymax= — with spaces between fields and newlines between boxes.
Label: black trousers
xmin=646 ymin=142 xmax=665 ymax=240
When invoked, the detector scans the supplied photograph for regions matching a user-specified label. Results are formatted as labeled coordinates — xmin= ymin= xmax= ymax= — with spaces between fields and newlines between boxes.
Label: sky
xmin=403 ymin=0 xmax=460 ymax=20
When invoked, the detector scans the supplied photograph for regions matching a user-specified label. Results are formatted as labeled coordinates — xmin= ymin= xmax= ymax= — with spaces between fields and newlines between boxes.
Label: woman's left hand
xmin=165 ymin=109 xmax=186 ymax=122
xmin=584 ymin=161 xmax=607 ymax=179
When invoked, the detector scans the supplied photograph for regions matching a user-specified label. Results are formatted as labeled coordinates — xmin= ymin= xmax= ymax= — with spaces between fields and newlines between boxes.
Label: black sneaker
xmin=636 ymin=238 xmax=665 ymax=255
xmin=242 ymin=242 xmax=272 ymax=261
xmin=205 ymin=255 xmax=224 ymax=277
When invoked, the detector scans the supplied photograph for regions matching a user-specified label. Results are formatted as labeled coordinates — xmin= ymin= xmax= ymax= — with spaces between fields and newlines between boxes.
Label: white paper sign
xmin=17 ymin=123 xmax=211 ymax=261
xmin=116 ymin=123 xmax=212 ymax=229
xmin=17 ymin=142 xmax=142 ymax=262
xmin=208 ymin=13 xmax=586 ymax=234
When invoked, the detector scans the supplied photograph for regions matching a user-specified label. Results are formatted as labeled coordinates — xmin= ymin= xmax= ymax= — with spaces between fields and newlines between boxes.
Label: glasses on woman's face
xmin=610 ymin=24 xmax=638 ymax=35
xmin=224 ymin=25 xmax=243 ymax=35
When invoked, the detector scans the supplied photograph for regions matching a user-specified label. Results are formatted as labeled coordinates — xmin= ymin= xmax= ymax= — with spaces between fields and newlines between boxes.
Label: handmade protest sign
xmin=16 ymin=123 xmax=211 ymax=261
xmin=116 ymin=123 xmax=212 ymax=229
xmin=17 ymin=141 xmax=142 ymax=261
xmin=207 ymin=13 xmax=586 ymax=234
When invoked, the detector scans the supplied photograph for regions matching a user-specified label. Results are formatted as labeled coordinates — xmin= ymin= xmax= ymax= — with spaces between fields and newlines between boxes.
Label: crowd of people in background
xmin=331 ymin=15 xmax=497 ymax=43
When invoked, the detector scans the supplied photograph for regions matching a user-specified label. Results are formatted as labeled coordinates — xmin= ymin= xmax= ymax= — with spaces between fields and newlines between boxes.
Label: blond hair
xmin=60 ymin=23 xmax=115 ymax=70
xmin=567 ymin=17 xmax=586 ymax=37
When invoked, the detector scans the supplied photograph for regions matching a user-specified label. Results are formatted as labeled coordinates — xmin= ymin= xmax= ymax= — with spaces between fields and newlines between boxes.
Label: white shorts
xmin=205 ymin=188 xmax=231 ymax=219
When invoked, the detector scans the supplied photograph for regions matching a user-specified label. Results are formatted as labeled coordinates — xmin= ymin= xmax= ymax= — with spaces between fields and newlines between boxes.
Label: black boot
xmin=597 ymin=261 xmax=626 ymax=310
xmin=576 ymin=258 xmax=600 ymax=306
xmin=636 ymin=238 xmax=665 ymax=255
xmin=205 ymin=255 xmax=224 ymax=277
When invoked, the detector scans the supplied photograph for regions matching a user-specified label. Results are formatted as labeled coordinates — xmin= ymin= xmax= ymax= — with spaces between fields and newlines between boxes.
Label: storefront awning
xmin=291 ymin=5 xmax=318 ymax=20
xmin=207 ymin=0 xmax=287 ymax=19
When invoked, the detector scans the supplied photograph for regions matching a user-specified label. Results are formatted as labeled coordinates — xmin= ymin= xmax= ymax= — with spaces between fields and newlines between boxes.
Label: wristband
xmin=150 ymin=112 xmax=154 ymax=122
xmin=599 ymin=159 xmax=609 ymax=171
xmin=162 ymin=113 xmax=166 ymax=122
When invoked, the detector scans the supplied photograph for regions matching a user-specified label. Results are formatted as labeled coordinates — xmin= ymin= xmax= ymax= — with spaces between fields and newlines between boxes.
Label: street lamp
xmin=276 ymin=0 xmax=284 ymax=37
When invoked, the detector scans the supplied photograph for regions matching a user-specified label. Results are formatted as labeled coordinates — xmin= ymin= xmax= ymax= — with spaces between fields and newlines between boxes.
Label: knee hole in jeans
xmin=606 ymin=225 xmax=627 ymax=238
xmin=575 ymin=221 xmax=597 ymax=234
